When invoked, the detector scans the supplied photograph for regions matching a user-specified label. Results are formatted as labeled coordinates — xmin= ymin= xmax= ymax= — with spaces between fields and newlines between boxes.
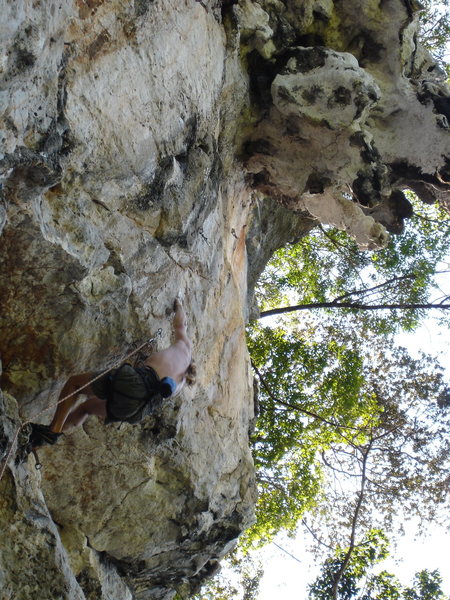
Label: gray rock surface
xmin=0 ymin=390 xmax=86 ymax=600
xmin=1 ymin=0 xmax=449 ymax=598
xmin=272 ymin=48 xmax=381 ymax=130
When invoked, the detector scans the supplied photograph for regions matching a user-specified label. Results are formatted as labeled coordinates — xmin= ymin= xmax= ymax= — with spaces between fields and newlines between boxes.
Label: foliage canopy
xmin=246 ymin=194 xmax=450 ymax=548
xmin=246 ymin=320 xmax=450 ymax=547
xmin=418 ymin=0 xmax=450 ymax=69
xmin=309 ymin=529 xmax=449 ymax=600
xmin=255 ymin=195 xmax=450 ymax=333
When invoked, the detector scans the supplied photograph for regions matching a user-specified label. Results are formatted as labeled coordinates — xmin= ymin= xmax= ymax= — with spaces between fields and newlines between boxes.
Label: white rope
xmin=0 ymin=330 xmax=162 ymax=482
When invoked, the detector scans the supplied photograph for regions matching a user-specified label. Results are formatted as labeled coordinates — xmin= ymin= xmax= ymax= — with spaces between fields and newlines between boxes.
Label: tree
xmin=254 ymin=195 xmax=450 ymax=333
xmin=309 ymin=530 xmax=449 ymax=600
xmin=246 ymin=320 xmax=450 ymax=549
xmin=246 ymin=320 xmax=367 ymax=543
xmin=240 ymin=185 xmax=450 ymax=600
xmin=418 ymin=0 xmax=450 ymax=68
xmin=192 ymin=549 xmax=263 ymax=600
xmin=244 ymin=195 xmax=450 ymax=558
xmin=403 ymin=570 xmax=449 ymax=600
xmin=249 ymin=190 xmax=450 ymax=539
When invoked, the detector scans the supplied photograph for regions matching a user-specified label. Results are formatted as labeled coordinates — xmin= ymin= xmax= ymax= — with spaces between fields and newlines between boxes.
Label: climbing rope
xmin=0 ymin=329 xmax=162 ymax=483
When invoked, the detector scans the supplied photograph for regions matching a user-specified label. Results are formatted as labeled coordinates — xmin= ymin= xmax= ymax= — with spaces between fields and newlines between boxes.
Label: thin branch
xmin=371 ymin=424 xmax=403 ymax=443
xmin=272 ymin=541 xmax=303 ymax=564
xmin=256 ymin=475 xmax=287 ymax=494
xmin=365 ymin=477 xmax=391 ymax=493
xmin=321 ymin=451 xmax=361 ymax=477
xmin=414 ymin=213 xmax=450 ymax=225
xmin=259 ymin=300 xmax=450 ymax=319
xmin=331 ymin=443 xmax=372 ymax=600
xmin=319 ymin=224 xmax=351 ymax=253
xmin=302 ymin=518 xmax=335 ymax=552
xmin=318 ymin=224 xmax=366 ymax=287
xmin=333 ymin=274 xmax=416 ymax=303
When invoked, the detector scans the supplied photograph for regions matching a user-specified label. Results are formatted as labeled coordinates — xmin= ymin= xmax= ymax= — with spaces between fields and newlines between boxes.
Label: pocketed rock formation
xmin=0 ymin=1 xmax=449 ymax=598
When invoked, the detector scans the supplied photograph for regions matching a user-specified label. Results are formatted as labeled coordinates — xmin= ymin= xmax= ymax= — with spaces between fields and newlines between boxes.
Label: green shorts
xmin=92 ymin=364 xmax=161 ymax=424
xmin=92 ymin=364 xmax=147 ymax=400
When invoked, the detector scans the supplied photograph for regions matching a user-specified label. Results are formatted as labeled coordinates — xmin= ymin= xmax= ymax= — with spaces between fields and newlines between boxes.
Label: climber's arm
xmin=145 ymin=299 xmax=192 ymax=379
xmin=172 ymin=299 xmax=192 ymax=370
xmin=173 ymin=299 xmax=191 ymax=347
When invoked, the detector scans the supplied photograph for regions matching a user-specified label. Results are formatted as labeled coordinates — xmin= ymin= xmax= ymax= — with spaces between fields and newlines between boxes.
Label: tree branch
xmin=251 ymin=360 xmax=360 ymax=441
xmin=332 ymin=274 xmax=416 ymax=303
xmin=259 ymin=300 xmax=450 ymax=319
xmin=331 ymin=443 xmax=372 ymax=600
xmin=321 ymin=451 xmax=362 ymax=477
xmin=302 ymin=518 xmax=335 ymax=552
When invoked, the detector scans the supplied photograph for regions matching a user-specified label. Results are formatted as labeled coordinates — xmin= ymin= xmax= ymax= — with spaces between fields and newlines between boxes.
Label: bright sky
xmin=257 ymin=312 xmax=450 ymax=598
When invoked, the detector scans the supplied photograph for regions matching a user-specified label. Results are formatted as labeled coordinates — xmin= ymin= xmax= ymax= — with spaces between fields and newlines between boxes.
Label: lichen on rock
xmin=1 ymin=0 xmax=449 ymax=598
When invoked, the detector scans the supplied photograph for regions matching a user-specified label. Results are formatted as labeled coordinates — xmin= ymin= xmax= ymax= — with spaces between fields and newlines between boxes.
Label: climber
xmin=29 ymin=298 xmax=194 ymax=447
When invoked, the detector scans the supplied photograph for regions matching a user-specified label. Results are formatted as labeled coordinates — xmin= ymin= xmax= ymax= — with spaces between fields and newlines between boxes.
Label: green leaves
xmin=309 ymin=530 xmax=390 ymax=600
xmin=246 ymin=316 xmax=450 ymax=550
xmin=418 ymin=0 xmax=450 ymax=67
xmin=403 ymin=570 xmax=449 ymax=600
xmin=255 ymin=194 xmax=450 ymax=333
xmin=309 ymin=531 xmax=449 ymax=600
xmin=246 ymin=321 xmax=376 ymax=544
xmin=248 ymin=323 xmax=367 ymax=466
xmin=246 ymin=146 xmax=450 ymax=592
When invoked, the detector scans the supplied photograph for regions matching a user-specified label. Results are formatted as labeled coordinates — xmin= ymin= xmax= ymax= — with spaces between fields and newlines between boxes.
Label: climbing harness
xmin=0 ymin=329 xmax=162 ymax=482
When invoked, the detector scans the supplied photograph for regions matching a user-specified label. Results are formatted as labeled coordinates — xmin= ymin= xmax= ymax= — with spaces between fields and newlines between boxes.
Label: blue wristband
xmin=159 ymin=377 xmax=177 ymax=398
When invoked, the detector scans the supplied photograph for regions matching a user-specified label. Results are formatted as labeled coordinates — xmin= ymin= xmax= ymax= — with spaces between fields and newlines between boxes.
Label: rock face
xmin=0 ymin=0 xmax=449 ymax=598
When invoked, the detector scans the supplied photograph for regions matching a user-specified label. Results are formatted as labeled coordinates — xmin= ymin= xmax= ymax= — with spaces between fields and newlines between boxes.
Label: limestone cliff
xmin=0 ymin=1 xmax=449 ymax=599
